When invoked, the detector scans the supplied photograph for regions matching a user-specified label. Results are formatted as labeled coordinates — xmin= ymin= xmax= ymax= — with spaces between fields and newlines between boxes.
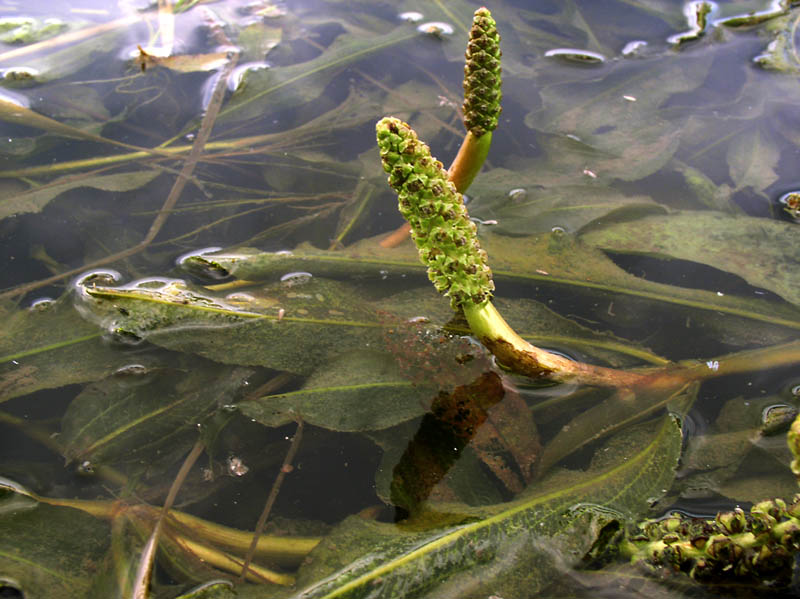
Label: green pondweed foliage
xmin=2 ymin=1 xmax=800 ymax=598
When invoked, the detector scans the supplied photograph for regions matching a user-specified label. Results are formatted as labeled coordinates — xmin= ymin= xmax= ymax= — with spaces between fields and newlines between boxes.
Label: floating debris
xmin=544 ymin=48 xmax=606 ymax=64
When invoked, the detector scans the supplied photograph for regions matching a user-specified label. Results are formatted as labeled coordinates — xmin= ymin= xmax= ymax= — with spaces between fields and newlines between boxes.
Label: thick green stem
xmin=463 ymin=300 xmax=659 ymax=388
xmin=448 ymin=130 xmax=492 ymax=193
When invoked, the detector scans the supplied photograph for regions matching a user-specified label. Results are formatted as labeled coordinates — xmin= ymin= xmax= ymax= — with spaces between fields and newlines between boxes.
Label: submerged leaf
xmin=75 ymin=276 xmax=387 ymax=376
xmin=238 ymin=351 xmax=430 ymax=431
xmin=726 ymin=126 xmax=780 ymax=194
xmin=290 ymin=415 xmax=681 ymax=599
xmin=0 ymin=170 xmax=160 ymax=219
xmin=0 ymin=296 xmax=125 ymax=402
xmin=528 ymin=54 xmax=713 ymax=184
xmin=0 ymin=500 xmax=108 ymax=599
xmin=186 ymin=231 xmax=800 ymax=341
xmin=581 ymin=211 xmax=800 ymax=306
xmin=466 ymin=170 xmax=661 ymax=236
xmin=218 ymin=23 xmax=417 ymax=124
xmin=60 ymin=363 xmax=250 ymax=465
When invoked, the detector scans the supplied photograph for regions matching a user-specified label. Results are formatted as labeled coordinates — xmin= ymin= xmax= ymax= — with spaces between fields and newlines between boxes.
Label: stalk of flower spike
xmin=376 ymin=116 xmax=653 ymax=387
xmin=380 ymin=7 xmax=501 ymax=249
xmin=618 ymin=496 xmax=800 ymax=586
xmin=448 ymin=7 xmax=502 ymax=193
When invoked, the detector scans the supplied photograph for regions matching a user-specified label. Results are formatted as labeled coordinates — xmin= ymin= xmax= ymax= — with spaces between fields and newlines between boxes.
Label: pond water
xmin=1 ymin=1 xmax=800 ymax=598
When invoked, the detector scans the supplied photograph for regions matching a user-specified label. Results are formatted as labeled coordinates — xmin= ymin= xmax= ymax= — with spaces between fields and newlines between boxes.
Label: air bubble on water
xmin=77 ymin=460 xmax=95 ymax=475
xmin=621 ymin=40 xmax=647 ymax=57
xmin=176 ymin=247 xmax=222 ymax=267
xmin=108 ymin=326 xmax=145 ymax=346
xmin=29 ymin=297 xmax=54 ymax=311
xmin=225 ymin=292 xmax=255 ymax=303
xmin=778 ymin=191 xmax=800 ymax=221
xmin=73 ymin=269 xmax=123 ymax=291
xmin=407 ymin=316 xmax=430 ymax=324
xmin=507 ymin=188 xmax=526 ymax=202
xmin=761 ymin=404 xmax=797 ymax=435
xmin=280 ymin=271 xmax=313 ymax=285
xmin=544 ymin=48 xmax=606 ymax=64
xmin=543 ymin=348 xmax=577 ymax=362
xmin=399 ymin=11 xmax=423 ymax=23
xmin=1 ymin=66 xmax=40 ymax=82
xmin=380 ymin=269 xmax=388 ymax=280
xmin=114 ymin=364 xmax=148 ymax=376
xmin=131 ymin=277 xmax=177 ymax=290
xmin=227 ymin=456 xmax=249 ymax=476
xmin=417 ymin=22 xmax=454 ymax=36
xmin=227 ymin=62 xmax=270 ymax=92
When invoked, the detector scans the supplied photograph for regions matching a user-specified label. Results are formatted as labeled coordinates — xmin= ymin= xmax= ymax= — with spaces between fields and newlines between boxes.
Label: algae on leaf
xmin=0 ymin=297 xmax=126 ymax=403
xmin=288 ymin=415 xmax=681 ymax=599
xmin=0 ymin=500 xmax=109 ymax=599
xmin=60 ymin=364 xmax=251 ymax=466
xmin=238 ymin=351 xmax=431 ymax=432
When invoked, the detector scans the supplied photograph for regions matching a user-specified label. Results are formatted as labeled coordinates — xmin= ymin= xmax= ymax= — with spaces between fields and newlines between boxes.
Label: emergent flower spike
xmin=376 ymin=116 xmax=494 ymax=309
xmin=463 ymin=7 xmax=502 ymax=138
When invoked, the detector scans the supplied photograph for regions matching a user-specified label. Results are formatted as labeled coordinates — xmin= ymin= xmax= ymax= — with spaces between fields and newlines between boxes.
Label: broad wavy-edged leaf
xmin=0 ymin=499 xmax=108 ymax=599
xmin=75 ymin=277 xmax=387 ymax=376
xmin=0 ymin=170 xmax=160 ymax=219
xmin=679 ymin=391 xmax=798 ymax=502
xmin=466 ymin=170 xmax=662 ymax=236
xmin=182 ymin=231 xmax=800 ymax=337
xmin=60 ymin=363 xmax=250 ymax=465
xmin=726 ymin=126 xmax=780 ymax=194
xmin=238 ymin=351 xmax=431 ymax=432
xmin=0 ymin=297 xmax=126 ymax=403
xmin=580 ymin=211 xmax=800 ymax=306
xmin=285 ymin=415 xmax=681 ymax=599
xmin=527 ymin=54 xmax=713 ymax=184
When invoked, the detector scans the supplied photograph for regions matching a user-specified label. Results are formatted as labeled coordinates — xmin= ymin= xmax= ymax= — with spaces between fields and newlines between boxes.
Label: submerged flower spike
xmin=376 ymin=117 xmax=494 ymax=309
xmin=462 ymin=7 xmax=502 ymax=138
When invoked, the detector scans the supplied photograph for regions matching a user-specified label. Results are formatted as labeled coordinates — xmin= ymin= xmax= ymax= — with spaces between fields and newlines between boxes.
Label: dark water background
xmin=0 ymin=1 xmax=799 ymax=597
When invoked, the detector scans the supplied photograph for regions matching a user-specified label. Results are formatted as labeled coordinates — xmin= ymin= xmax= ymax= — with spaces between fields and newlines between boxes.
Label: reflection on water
xmin=0 ymin=0 xmax=799 ymax=597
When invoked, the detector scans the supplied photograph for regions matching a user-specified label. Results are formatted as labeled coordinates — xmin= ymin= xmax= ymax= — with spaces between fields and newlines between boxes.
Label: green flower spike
xmin=448 ymin=7 xmax=502 ymax=194
xmin=462 ymin=7 xmax=502 ymax=138
xmin=376 ymin=117 xmax=651 ymax=387
xmin=376 ymin=117 xmax=494 ymax=309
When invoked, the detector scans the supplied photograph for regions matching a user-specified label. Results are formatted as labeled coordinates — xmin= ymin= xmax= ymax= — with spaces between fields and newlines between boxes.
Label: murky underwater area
xmin=0 ymin=0 xmax=800 ymax=597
